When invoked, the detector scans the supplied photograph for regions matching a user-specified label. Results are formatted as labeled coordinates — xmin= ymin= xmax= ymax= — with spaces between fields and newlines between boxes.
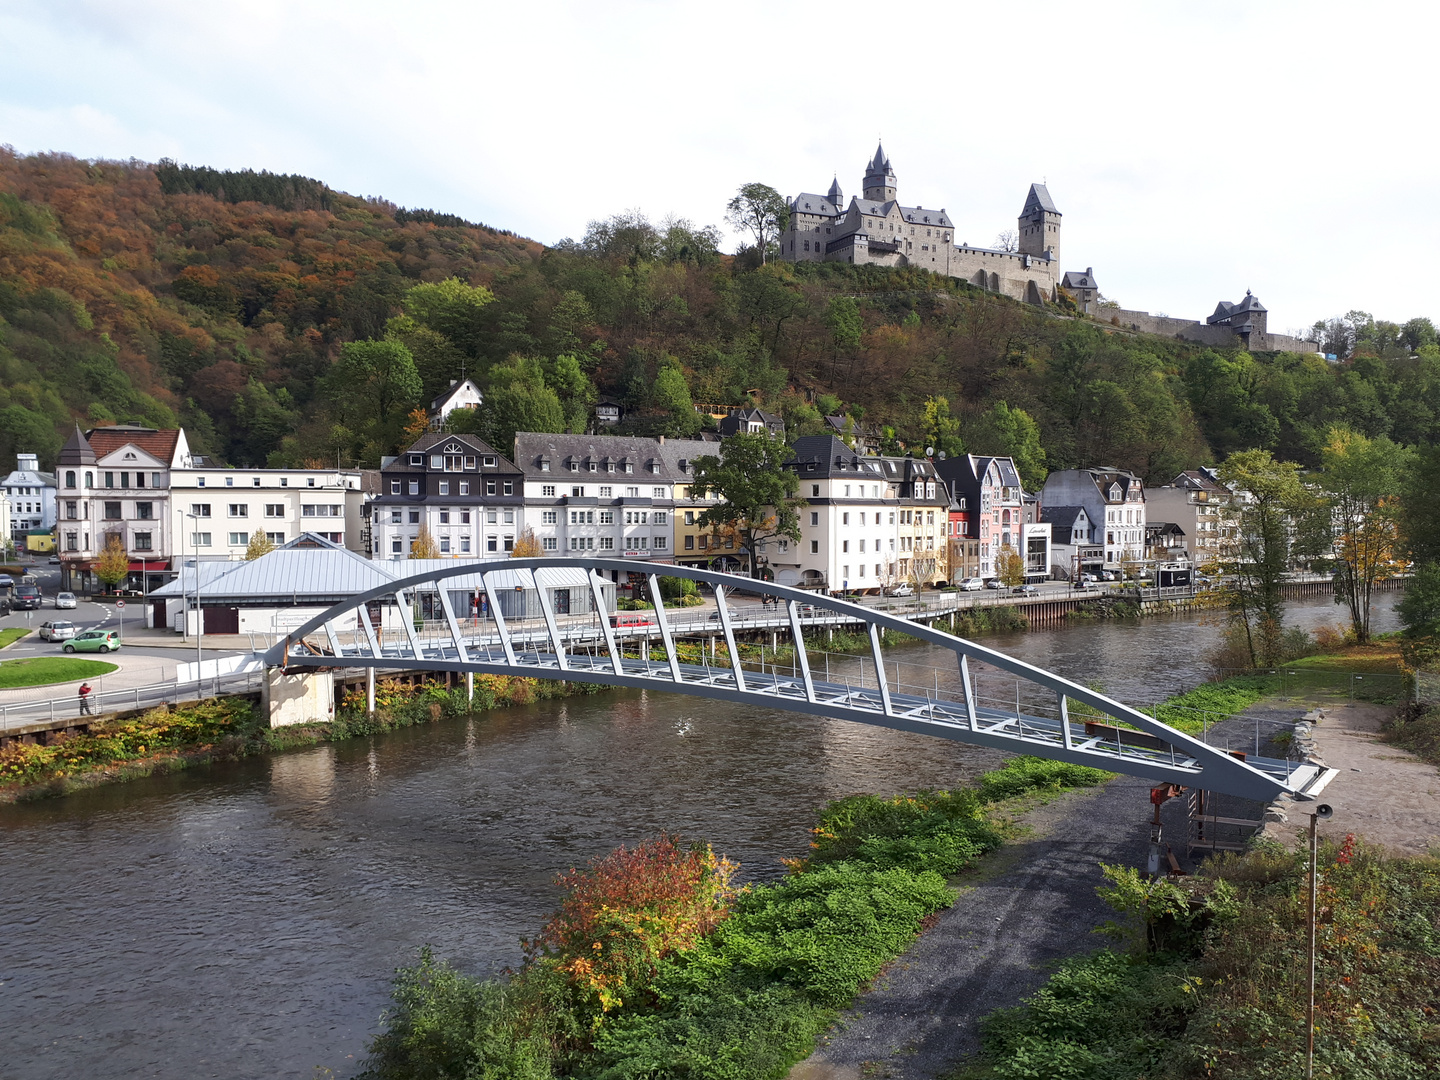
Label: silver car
xmin=55 ymin=591 xmax=77 ymax=609
xmin=39 ymin=620 xmax=77 ymax=642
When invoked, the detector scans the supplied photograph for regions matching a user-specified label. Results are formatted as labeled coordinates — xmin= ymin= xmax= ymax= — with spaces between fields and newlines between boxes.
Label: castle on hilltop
xmin=780 ymin=144 xmax=1318 ymax=353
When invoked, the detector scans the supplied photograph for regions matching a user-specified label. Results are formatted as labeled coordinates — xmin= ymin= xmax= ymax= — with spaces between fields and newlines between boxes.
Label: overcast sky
xmin=1 ymin=0 xmax=1430 ymax=336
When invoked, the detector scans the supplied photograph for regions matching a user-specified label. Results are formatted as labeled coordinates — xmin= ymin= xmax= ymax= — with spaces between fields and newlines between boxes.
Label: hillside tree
xmin=725 ymin=183 xmax=788 ymax=265
xmin=689 ymin=433 xmax=804 ymax=579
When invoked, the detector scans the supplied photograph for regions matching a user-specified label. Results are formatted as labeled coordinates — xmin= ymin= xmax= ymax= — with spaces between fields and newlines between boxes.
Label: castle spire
xmin=827 ymin=174 xmax=843 ymax=207
xmin=862 ymin=143 xmax=897 ymax=203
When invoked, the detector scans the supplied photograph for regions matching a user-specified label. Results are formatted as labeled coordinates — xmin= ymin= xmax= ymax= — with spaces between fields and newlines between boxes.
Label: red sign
xmin=115 ymin=600 xmax=126 ymax=609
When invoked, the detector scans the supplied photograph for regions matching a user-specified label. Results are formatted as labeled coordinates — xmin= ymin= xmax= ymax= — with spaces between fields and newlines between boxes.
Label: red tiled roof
xmin=86 ymin=426 xmax=181 ymax=465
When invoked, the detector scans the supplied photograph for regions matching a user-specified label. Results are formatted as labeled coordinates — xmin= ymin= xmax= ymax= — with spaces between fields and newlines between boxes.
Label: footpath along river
xmin=0 ymin=595 xmax=1399 ymax=1079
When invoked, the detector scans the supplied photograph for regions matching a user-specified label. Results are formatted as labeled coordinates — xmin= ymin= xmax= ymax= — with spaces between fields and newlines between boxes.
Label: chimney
xmin=657 ymin=435 xmax=665 ymax=445
xmin=449 ymin=379 xmax=457 ymax=387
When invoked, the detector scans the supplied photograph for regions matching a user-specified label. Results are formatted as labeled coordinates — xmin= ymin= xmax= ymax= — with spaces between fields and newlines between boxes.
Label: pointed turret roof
xmin=57 ymin=424 xmax=96 ymax=466
xmin=1022 ymin=183 xmax=1059 ymax=215
xmin=866 ymin=142 xmax=892 ymax=175
xmin=827 ymin=175 xmax=844 ymax=202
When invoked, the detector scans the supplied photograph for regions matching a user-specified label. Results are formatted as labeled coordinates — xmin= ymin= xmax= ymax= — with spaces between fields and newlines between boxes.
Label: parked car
xmin=1101 ymin=570 xmax=1117 ymax=581
xmin=1013 ymin=584 xmax=1039 ymax=595
xmin=64 ymin=629 xmax=121 ymax=653
xmin=957 ymin=577 xmax=984 ymax=591
xmin=0 ymin=573 xmax=12 ymax=588
xmin=984 ymin=578 xmax=1004 ymax=589
xmin=888 ymin=583 xmax=915 ymax=597
xmin=54 ymin=591 xmax=77 ymax=609
xmin=609 ymin=612 xmax=656 ymax=628
xmin=39 ymin=620 xmax=77 ymax=642
xmin=1079 ymin=573 xmax=1098 ymax=584
xmin=48 ymin=555 xmax=61 ymax=564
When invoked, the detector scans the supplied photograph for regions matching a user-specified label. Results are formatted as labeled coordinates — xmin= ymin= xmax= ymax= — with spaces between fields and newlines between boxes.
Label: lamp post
xmin=182 ymin=510 xmax=203 ymax=695
xmin=1305 ymin=803 xmax=1334 ymax=1080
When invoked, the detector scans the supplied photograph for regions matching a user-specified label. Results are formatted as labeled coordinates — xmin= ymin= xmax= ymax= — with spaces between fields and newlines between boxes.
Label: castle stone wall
xmin=1094 ymin=308 xmax=1319 ymax=353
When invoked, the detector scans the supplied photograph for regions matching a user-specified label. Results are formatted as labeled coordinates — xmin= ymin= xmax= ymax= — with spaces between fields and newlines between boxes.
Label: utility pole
xmin=1306 ymin=803 xmax=1334 ymax=1080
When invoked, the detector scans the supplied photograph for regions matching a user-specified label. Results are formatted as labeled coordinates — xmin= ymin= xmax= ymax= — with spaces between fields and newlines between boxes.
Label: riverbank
xmin=0 ymin=674 xmax=601 ymax=802
xmin=359 ymin=758 xmax=1114 ymax=1080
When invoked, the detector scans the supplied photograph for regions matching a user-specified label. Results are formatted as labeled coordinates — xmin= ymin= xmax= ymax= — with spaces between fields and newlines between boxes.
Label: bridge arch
xmin=264 ymin=558 xmax=1332 ymax=802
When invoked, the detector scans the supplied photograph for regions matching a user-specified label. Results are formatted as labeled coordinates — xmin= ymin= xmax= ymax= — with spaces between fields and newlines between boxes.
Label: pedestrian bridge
xmin=262 ymin=558 xmax=1335 ymax=803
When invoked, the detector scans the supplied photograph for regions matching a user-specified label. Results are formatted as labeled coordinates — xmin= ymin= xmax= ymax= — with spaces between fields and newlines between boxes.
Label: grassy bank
xmin=0 ymin=627 xmax=32 ymax=649
xmin=0 ymin=656 xmax=117 ymax=688
xmin=359 ymin=757 xmax=1112 ymax=1080
xmin=954 ymin=837 xmax=1440 ymax=1080
xmin=0 ymin=675 xmax=601 ymax=801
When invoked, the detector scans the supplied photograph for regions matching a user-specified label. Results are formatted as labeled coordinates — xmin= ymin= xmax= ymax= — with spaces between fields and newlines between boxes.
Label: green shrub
xmin=977 ymin=756 xmax=1111 ymax=803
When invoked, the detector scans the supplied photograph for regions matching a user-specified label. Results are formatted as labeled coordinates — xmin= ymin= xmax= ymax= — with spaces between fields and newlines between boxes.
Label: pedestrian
xmin=78 ymin=681 xmax=93 ymax=716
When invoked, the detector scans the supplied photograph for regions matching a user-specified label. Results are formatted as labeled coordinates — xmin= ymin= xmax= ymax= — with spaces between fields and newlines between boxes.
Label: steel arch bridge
xmin=263 ymin=558 xmax=1334 ymax=803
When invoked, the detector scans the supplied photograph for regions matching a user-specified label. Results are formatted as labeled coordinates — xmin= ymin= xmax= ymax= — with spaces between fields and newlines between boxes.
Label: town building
xmin=2 ymin=452 xmax=56 ymax=545
xmin=56 ymin=424 xmax=193 ymax=592
xmin=718 ymin=407 xmax=785 ymax=439
xmin=594 ymin=399 xmax=624 ymax=427
xmin=427 ymin=378 xmax=484 ymax=430
xmin=512 ymin=433 xmax=680 ymax=584
xmin=659 ymin=438 xmax=744 ymax=573
xmin=933 ymin=454 xmax=1026 ymax=580
xmin=1040 ymin=505 xmax=1100 ymax=579
xmin=824 ymin=415 xmax=885 ymax=455
xmin=169 ymin=464 xmax=367 ymax=562
xmin=763 ymin=436 xmax=948 ymax=593
xmin=1061 ymin=268 xmax=1101 ymax=314
xmin=369 ymin=432 xmax=523 ymax=560
xmin=1040 ymin=468 xmax=1147 ymax=570
xmin=1144 ymin=468 xmax=1236 ymax=570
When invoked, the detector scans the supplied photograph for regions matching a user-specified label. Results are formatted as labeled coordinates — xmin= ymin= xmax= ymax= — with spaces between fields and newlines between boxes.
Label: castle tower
xmin=862 ymin=143 xmax=896 ymax=203
xmin=1018 ymin=183 xmax=1061 ymax=265
xmin=827 ymin=175 xmax=844 ymax=209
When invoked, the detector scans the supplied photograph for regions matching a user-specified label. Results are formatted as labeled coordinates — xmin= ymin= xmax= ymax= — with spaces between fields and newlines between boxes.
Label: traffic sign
xmin=115 ymin=599 xmax=126 ymax=609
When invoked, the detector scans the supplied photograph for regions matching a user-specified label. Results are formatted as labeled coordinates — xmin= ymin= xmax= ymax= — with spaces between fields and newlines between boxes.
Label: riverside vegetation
xmin=359 ymin=757 xmax=1112 ymax=1080
xmin=955 ymin=836 xmax=1440 ymax=1080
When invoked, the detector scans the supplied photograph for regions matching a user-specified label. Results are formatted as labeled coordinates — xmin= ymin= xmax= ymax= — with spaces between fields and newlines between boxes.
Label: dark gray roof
xmin=852 ymin=198 xmax=898 ymax=216
xmin=900 ymin=205 xmax=952 ymax=228
xmin=1207 ymin=291 xmax=1267 ymax=325
xmin=866 ymin=142 xmax=892 ymax=175
xmin=57 ymin=425 xmax=96 ymax=467
xmin=791 ymin=193 xmax=842 ymax=216
xmin=827 ymin=176 xmax=843 ymax=203
xmin=1062 ymin=269 xmax=1097 ymax=289
xmin=1040 ymin=505 xmax=1089 ymax=527
xmin=512 ymin=432 xmax=674 ymax=478
xmin=1022 ymin=183 xmax=1059 ymax=216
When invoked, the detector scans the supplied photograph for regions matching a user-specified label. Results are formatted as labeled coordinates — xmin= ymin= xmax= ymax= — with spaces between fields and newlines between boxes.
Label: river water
xmin=0 ymin=595 xmax=1398 ymax=1079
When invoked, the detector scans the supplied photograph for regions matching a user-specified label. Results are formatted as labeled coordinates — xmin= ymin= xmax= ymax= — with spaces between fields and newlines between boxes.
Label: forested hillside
xmin=3 ymin=148 xmax=1438 ymax=484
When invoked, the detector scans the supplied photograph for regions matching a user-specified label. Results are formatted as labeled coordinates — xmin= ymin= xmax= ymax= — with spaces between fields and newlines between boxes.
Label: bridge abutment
xmin=264 ymin=668 xmax=335 ymax=727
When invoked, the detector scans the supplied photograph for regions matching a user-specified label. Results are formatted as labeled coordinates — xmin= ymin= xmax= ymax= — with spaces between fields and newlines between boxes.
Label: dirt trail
xmin=789 ymin=773 xmax=1193 ymax=1080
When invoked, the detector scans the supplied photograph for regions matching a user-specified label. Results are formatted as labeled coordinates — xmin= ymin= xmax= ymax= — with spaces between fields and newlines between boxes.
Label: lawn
xmin=0 ymin=656 xmax=118 ymax=688
xmin=0 ymin=628 xmax=31 ymax=650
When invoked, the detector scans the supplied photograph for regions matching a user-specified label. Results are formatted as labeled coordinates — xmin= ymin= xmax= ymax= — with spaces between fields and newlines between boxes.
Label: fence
xmin=0 ymin=669 xmax=265 ymax=734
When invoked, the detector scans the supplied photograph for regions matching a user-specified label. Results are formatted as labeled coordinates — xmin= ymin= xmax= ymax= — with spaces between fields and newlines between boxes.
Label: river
xmin=0 ymin=594 xmax=1398 ymax=1079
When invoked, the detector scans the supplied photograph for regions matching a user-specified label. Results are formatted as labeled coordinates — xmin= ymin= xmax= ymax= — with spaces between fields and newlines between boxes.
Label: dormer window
xmin=539 ymin=457 xmax=551 ymax=472
xmin=483 ymin=456 xmax=496 ymax=468
xmin=409 ymin=454 xmax=423 ymax=466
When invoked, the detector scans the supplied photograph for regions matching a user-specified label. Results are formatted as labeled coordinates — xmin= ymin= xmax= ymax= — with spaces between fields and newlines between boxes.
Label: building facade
xmin=169 ymin=465 xmax=366 ymax=562
xmin=2 ymin=452 xmax=56 ymax=543
xmin=1144 ymin=467 xmax=1236 ymax=569
xmin=370 ymin=433 xmax=524 ymax=560
xmin=1040 ymin=468 xmax=1147 ymax=569
xmin=934 ymin=454 xmax=1027 ymax=581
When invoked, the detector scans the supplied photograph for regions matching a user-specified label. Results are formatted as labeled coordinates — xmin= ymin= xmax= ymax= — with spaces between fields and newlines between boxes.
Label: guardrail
xmin=0 ymin=670 xmax=265 ymax=734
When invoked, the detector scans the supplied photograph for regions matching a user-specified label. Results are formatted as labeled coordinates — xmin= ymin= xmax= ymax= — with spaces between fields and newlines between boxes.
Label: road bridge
xmin=263 ymin=559 xmax=1335 ymax=803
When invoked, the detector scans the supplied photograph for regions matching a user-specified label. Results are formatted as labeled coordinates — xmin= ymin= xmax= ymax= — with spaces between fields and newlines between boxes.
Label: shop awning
xmin=128 ymin=560 xmax=170 ymax=572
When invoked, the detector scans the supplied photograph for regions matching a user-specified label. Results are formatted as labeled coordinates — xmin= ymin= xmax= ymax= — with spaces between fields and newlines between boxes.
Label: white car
xmin=984 ymin=578 xmax=1004 ymax=589
xmin=39 ymin=620 xmax=77 ymax=642
xmin=888 ymin=583 xmax=915 ymax=596
xmin=55 ymin=592 xmax=77 ymax=609
xmin=957 ymin=577 xmax=984 ymax=591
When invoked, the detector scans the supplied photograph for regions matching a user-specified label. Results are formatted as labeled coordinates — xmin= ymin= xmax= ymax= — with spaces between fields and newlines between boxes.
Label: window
xmin=859 ymin=513 xmax=866 ymax=526
xmin=653 ymin=512 xmax=667 ymax=525
xmin=192 ymin=532 xmax=212 ymax=547
xmin=390 ymin=510 xmax=402 ymax=523
xmin=461 ymin=511 xmax=471 ymax=524
xmin=486 ymin=480 xmax=496 ymax=496
xmin=135 ymin=472 xmax=145 ymax=488
xmin=408 ymin=480 xmax=420 ymax=495
xmin=265 ymin=504 xmax=285 ymax=517
xmin=430 ymin=455 xmax=444 ymax=469
xmin=842 ymin=540 xmax=849 ymax=552
xmin=410 ymin=454 xmax=423 ymax=466
xmin=503 ymin=509 xmax=514 ymax=524
xmin=228 ymin=504 xmax=248 ymax=517
xmin=66 ymin=531 xmax=78 ymax=551
xmin=844 ymin=484 xmax=851 ymax=497
xmin=489 ymin=510 xmax=499 ymax=524
xmin=459 ymin=481 xmax=470 ymax=495
xmin=842 ymin=512 xmax=849 ymax=525
xmin=438 ymin=480 xmax=450 ymax=495
xmin=409 ymin=510 xmax=420 ymax=523
xmin=698 ymin=534 xmax=708 ymax=549
xmin=503 ymin=480 xmax=514 ymax=496
xmin=653 ymin=487 xmax=664 ymax=498
xmin=812 ymin=484 xmax=820 ymax=497
xmin=104 ymin=472 xmax=114 ymax=488
xmin=810 ymin=512 xmax=818 ymax=526
xmin=599 ymin=485 xmax=612 ymax=497
xmin=542 ymin=485 xmax=556 ymax=496
xmin=483 ymin=455 xmax=496 ymax=468
xmin=390 ymin=480 xmax=401 ymax=494
xmin=225 ymin=477 xmax=234 ymax=487
xmin=229 ymin=532 xmax=249 ymax=546
xmin=684 ymin=535 xmax=694 ymax=550
xmin=460 ymin=537 xmax=471 ymax=553
xmin=192 ymin=503 xmax=211 ymax=517
xmin=440 ymin=537 xmax=451 ymax=553
xmin=542 ymin=537 xmax=558 ymax=551
xmin=859 ymin=539 xmax=866 ymax=552
xmin=306 ymin=477 xmax=314 ymax=487
xmin=439 ymin=510 xmax=450 ymax=524
xmin=267 ymin=532 xmax=285 ymax=544
xmin=653 ymin=536 xmax=667 ymax=550
xmin=196 ymin=476 xmax=206 ymax=488
xmin=810 ymin=540 xmax=819 ymax=554
xmin=626 ymin=486 xmax=639 ymax=497
xmin=136 ymin=502 xmax=153 ymax=520
xmin=65 ymin=501 xmax=77 ymax=519
xmin=571 ymin=486 xmax=583 ymax=497
xmin=598 ymin=510 xmax=614 ymax=524
xmin=543 ymin=511 xmax=557 ymax=524
xmin=464 ymin=456 xmax=476 ymax=470
xmin=624 ymin=461 xmax=634 ymax=474
xmin=65 ymin=470 xmax=76 ymax=488
xmin=104 ymin=501 xmax=121 ymax=520
xmin=133 ymin=532 xmax=152 ymax=551
xmin=392 ymin=538 xmax=403 ymax=554
xmin=85 ymin=471 xmax=94 ymax=488
xmin=444 ymin=455 xmax=462 ymax=472
xmin=280 ymin=477 xmax=288 ymax=487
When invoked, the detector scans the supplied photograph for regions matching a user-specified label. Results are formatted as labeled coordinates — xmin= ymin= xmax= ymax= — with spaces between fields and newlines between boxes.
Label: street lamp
xmin=181 ymin=510 xmax=203 ymax=695
xmin=1305 ymin=803 xmax=1335 ymax=1080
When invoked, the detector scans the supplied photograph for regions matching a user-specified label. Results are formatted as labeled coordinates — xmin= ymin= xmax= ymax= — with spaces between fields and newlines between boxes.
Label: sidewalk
xmin=0 ymin=652 xmax=177 ymax=704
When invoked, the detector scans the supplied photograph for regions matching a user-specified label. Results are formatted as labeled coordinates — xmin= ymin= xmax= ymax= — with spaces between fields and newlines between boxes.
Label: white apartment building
xmin=169 ymin=465 xmax=366 ymax=561
xmin=2 ymin=452 xmax=57 ymax=544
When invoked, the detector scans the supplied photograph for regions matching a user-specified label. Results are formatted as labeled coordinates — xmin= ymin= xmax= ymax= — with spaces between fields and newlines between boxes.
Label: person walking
xmin=78 ymin=681 xmax=93 ymax=716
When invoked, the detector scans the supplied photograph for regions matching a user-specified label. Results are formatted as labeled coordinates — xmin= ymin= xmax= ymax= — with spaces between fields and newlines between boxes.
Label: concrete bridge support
xmin=264 ymin=668 xmax=335 ymax=728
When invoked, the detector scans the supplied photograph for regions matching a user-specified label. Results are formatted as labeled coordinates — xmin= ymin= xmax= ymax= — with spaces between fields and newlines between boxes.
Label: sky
xmin=1 ymin=0 xmax=1432 ymax=336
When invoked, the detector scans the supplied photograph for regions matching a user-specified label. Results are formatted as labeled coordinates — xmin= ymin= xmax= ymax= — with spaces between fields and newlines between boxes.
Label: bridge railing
xmin=261 ymin=557 xmax=1336 ymax=803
